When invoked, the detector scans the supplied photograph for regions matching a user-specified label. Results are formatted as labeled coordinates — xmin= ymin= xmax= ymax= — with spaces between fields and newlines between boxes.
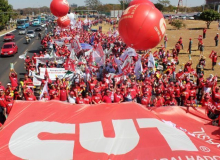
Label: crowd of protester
xmin=0 ymin=18 xmax=219 ymax=127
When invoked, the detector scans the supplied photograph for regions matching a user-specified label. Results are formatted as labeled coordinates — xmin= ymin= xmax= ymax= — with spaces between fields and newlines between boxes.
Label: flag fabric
xmin=148 ymin=54 xmax=155 ymax=68
xmin=65 ymin=58 xmax=75 ymax=72
xmin=121 ymin=57 xmax=132 ymax=75
xmin=19 ymin=52 xmax=27 ymax=60
xmin=134 ymin=58 xmax=143 ymax=79
xmin=39 ymin=82 xmax=48 ymax=100
xmin=81 ymin=43 xmax=93 ymax=50
xmin=120 ymin=47 xmax=137 ymax=61
xmin=71 ymin=38 xmax=82 ymax=54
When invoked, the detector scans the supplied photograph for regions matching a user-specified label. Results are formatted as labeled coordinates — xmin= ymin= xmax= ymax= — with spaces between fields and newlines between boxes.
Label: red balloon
xmin=50 ymin=0 xmax=69 ymax=17
xmin=57 ymin=16 xmax=70 ymax=28
xmin=118 ymin=4 xmax=166 ymax=50
xmin=129 ymin=0 xmax=154 ymax=7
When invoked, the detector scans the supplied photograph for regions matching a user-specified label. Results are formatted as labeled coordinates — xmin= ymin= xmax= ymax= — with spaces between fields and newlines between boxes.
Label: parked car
xmin=3 ymin=33 xmax=15 ymax=41
xmin=19 ymin=28 xmax=26 ymax=35
xmin=187 ymin=16 xmax=195 ymax=20
xmin=35 ymin=27 xmax=42 ymax=32
xmin=179 ymin=15 xmax=186 ymax=20
xmin=1 ymin=42 xmax=18 ymax=56
xmin=26 ymin=30 xmax=36 ymax=38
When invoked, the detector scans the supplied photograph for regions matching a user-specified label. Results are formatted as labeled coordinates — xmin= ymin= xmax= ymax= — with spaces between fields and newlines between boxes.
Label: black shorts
xmin=213 ymin=62 xmax=216 ymax=66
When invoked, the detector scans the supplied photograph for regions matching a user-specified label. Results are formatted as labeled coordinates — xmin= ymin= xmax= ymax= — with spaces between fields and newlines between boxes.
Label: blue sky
xmin=9 ymin=0 xmax=205 ymax=9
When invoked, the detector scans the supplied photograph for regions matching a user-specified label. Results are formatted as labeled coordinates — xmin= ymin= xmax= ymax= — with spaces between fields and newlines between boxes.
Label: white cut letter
xmin=80 ymin=119 xmax=139 ymax=155
xmin=137 ymin=118 xmax=198 ymax=151
xmin=9 ymin=122 xmax=75 ymax=160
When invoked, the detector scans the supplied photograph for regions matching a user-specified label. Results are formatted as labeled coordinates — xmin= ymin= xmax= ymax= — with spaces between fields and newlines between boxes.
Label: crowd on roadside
xmin=0 ymin=18 xmax=219 ymax=126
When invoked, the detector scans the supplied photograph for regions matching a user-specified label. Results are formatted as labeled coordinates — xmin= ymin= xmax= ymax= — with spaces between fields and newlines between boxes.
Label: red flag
xmin=45 ymin=68 xmax=49 ymax=78
xmin=65 ymin=58 xmax=75 ymax=72
xmin=96 ymin=43 xmax=104 ymax=57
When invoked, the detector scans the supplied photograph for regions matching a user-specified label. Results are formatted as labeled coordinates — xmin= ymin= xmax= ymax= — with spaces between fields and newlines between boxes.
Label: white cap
xmin=7 ymin=83 xmax=11 ymax=86
xmin=179 ymin=69 xmax=182 ymax=72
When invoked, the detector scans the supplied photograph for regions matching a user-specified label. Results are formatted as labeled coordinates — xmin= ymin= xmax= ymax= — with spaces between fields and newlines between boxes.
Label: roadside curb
xmin=0 ymin=29 xmax=16 ymax=37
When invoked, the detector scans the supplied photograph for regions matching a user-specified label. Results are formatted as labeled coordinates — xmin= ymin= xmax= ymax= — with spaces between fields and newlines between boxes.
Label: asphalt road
xmin=0 ymin=26 xmax=45 ymax=87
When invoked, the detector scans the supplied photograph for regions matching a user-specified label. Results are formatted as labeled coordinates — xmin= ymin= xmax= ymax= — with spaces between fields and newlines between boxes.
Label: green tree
xmin=200 ymin=10 xmax=220 ymax=29
xmin=170 ymin=20 xmax=186 ymax=30
xmin=154 ymin=3 xmax=164 ymax=11
xmin=158 ymin=0 xmax=170 ymax=7
xmin=0 ymin=0 xmax=13 ymax=30
xmin=84 ymin=0 xmax=101 ymax=10
xmin=119 ymin=0 xmax=130 ymax=10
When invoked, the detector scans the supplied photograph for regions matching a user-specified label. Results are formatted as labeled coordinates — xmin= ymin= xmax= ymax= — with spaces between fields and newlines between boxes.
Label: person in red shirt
xmin=185 ymin=96 xmax=197 ymax=112
xmin=201 ymin=93 xmax=212 ymax=111
xmin=84 ymin=92 xmax=91 ymax=104
xmin=41 ymin=92 xmax=50 ymax=101
xmin=9 ymin=69 xmax=18 ymax=90
xmin=153 ymin=94 xmax=165 ymax=107
xmin=141 ymin=92 xmax=151 ymax=107
xmin=23 ymin=74 xmax=33 ymax=86
xmin=181 ymin=86 xmax=189 ymax=106
xmin=203 ymin=28 xmax=207 ymax=39
xmin=88 ymin=78 xmax=97 ymax=92
xmin=212 ymin=52 xmax=218 ymax=70
xmin=76 ymin=94 xmax=85 ymax=104
xmin=59 ymin=85 xmax=68 ymax=102
xmin=212 ymin=86 xmax=220 ymax=102
xmin=174 ymin=82 xmax=181 ymax=105
xmin=0 ymin=90 xmax=6 ymax=108
xmin=91 ymin=90 xmax=102 ymax=104
xmin=102 ymin=90 xmax=112 ymax=103
xmin=114 ymin=89 xmax=123 ymax=103
xmin=165 ymin=94 xmax=177 ymax=106
xmin=178 ymin=37 xmax=183 ymax=49
xmin=51 ymin=93 xmax=60 ymax=100
xmin=25 ymin=91 xmax=37 ymax=101
xmin=0 ymin=82 xmax=5 ymax=91
xmin=5 ymin=96 xmax=13 ymax=115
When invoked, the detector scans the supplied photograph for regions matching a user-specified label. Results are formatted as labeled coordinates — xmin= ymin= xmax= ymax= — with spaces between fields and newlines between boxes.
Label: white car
xmin=41 ymin=23 xmax=46 ymax=28
xmin=26 ymin=30 xmax=36 ymax=38
xmin=19 ymin=28 xmax=26 ymax=35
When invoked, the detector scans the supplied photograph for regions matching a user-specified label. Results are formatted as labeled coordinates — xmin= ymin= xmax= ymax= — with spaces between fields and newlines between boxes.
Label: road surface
xmin=0 ymin=27 xmax=45 ymax=87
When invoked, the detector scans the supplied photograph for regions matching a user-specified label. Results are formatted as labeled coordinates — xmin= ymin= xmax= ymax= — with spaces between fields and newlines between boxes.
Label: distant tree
xmin=158 ymin=0 xmax=170 ymax=7
xmin=170 ymin=20 xmax=186 ymax=30
xmin=84 ymin=0 xmax=101 ymax=10
xmin=154 ymin=3 xmax=164 ymax=11
xmin=0 ymin=0 xmax=13 ymax=30
xmin=119 ymin=0 xmax=130 ymax=10
xmin=200 ymin=10 xmax=220 ymax=29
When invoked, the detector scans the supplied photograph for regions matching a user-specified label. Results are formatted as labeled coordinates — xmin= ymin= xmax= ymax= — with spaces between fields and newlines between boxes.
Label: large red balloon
xmin=50 ymin=0 xmax=69 ymax=17
xmin=129 ymin=0 xmax=154 ymax=7
xmin=118 ymin=4 xmax=166 ymax=50
xmin=57 ymin=16 xmax=70 ymax=28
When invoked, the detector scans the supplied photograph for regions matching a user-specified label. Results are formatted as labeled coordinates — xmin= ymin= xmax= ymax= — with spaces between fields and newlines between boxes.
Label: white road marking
xmin=14 ymin=61 xmax=17 ymax=66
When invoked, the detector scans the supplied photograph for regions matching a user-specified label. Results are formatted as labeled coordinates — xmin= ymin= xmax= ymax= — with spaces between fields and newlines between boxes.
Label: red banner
xmin=0 ymin=102 xmax=219 ymax=160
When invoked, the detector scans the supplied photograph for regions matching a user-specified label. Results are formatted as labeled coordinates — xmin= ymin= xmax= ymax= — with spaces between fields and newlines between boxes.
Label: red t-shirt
xmin=60 ymin=89 xmax=67 ymax=101
xmin=0 ymin=86 xmax=5 ymax=91
xmin=9 ymin=76 xmax=18 ymax=87
xmin=114 ymin=93 xmax=123 ymax=103
xmin=76 ymin=97 xmax=84 ymax=104
xmin=0 ymin=95 xmax=6 ymax=107
xmin=102 ymin=95 xmax=112 ymax=103
xmin=25 ymin=95 xmax=36 ymax=101
xmin=153 ymin=97 xmax=165 ymax=107
xmin=92 ymin=94 xmax=102 ymax=103
xmin=5 ymin=101 xmax=13 ymax=114
xmin=84 ymin=96 xmax=91 ymax=104
xmin=212 ymin=55 xmax=218 ymax=62
xmin=141 ymin=97 xmax=151 ymax=106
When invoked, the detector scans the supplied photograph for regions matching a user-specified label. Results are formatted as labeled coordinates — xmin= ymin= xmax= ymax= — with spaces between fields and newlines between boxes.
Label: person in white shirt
xmin=68 ymin=91 xmax=76 ymax=104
